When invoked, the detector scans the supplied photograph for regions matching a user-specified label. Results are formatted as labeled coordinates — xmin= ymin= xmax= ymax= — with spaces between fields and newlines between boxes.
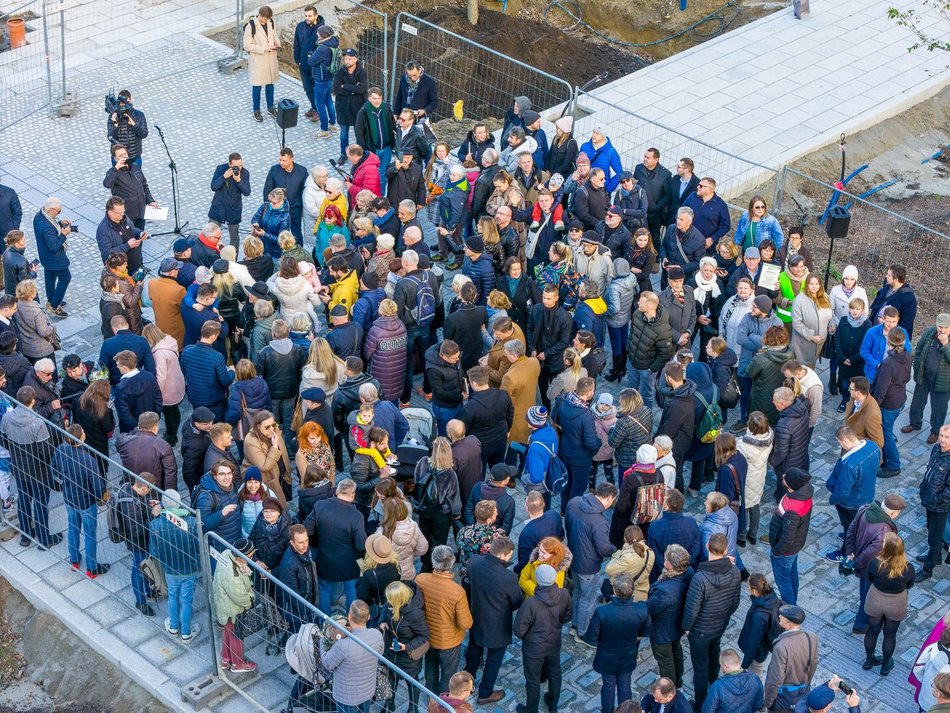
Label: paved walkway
xmin=580 ymin=0 xmax=950 ymax=197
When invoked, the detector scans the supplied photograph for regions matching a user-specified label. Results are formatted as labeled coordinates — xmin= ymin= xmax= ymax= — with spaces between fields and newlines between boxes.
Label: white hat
xmin=636 ymin=444 xmax=658 ymax=464
xmin=596 ymin=393 xmax=614 ymax=407
xmin=554 ymin=116 xmax=573 ymax=134
xmin=842 ymin=265 xmax=859 ymax=280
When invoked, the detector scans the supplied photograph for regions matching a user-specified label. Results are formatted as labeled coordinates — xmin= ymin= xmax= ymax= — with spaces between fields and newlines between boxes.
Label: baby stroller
xmin=401 ymin=407 xmax=433 ymax=445
xmin=284 ymin=621 xmax=340 ymax=713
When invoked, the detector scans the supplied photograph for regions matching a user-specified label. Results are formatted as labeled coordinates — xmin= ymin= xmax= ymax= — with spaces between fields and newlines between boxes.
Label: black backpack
xmin=411 ymin=459 xmax=442 ymax=518
xmin=107 ymin=485 xmax=136 ymax=544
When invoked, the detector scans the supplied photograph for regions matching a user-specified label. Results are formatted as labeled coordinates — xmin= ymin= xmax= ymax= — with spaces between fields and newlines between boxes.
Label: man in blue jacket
xmin=292 ymin=6 xmax=323 ymax=120
xmin=114 ymin=350 xmax=162 ymax=433
xmin=461 ymin=235 xmax=495 ymax=307
xmin=825 ymin=426 xmax=879 ymax=561
xmin=307 ymin=24 xmax=340 ymax=139
xmin=703 ymin=648 xmax=765 ymax=713
xmin=859 ymin=306 xmax=910 ymax=383
xmin=516 ymin=490 xmax=564 ymax=575
xmin=867 ymin=264 xmax=917 ymax=339
xmin=565 ymin=481 xmax=618 ymax=641
xmin=683 ymin=177 xmax=731 ymax=251
xmin=149 ymin=489 xmax=201 ymax=643
xmin=180 ymin=321 xmax=235 ymax=421
xmin=0 ymin=177 xmax=22 ymax=238
xmin=552 ymin=377 xmax=603 ymax=514
xmin=262 ymin=147 xmax=309 ymax=244
xmin=98 ymin=314 xmax=156 ymax=385
xmin=660 ymin=206 xmax=706 ymax=287
xmin=33 ymin=198 xmax=72 ymax=317
xmin=208 ymin=153 xmax=251 ymax=248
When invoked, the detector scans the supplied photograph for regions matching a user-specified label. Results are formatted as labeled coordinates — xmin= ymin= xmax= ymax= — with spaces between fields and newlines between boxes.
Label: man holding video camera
xmin=107 ymin=90 xmax=148 ymax=166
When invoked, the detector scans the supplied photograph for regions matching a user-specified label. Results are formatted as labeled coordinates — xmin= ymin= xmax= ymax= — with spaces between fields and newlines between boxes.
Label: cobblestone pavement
xmin=0 ymin=30 xmax=944 ymax=713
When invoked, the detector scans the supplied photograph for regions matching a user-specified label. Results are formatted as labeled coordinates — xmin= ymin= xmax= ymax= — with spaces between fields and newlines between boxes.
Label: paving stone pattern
xmin=0 ymin=20 xmax=946 ymax=713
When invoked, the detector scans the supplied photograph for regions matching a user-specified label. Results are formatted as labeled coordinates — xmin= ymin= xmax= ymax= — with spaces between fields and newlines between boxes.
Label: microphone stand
xmin=151 ymin=124 xmax=189 ymax=236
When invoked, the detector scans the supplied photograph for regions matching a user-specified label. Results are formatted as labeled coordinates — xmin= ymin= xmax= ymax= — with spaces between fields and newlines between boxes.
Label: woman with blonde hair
xmin=356 ymin=533 xmax=402 ymax=616
xmin=12 ymin=280 xmax=59 ymax=366
xmin=250 ymin=187 xmax=291 ymax=259
xmin=294 ymin=420 xmax=334 ymax=482
xmin=288 ymin=313 xmax=314 ymax=351
xmin=277 ymin=230 xmax=309 ymax=265
xmin=604 ymin=525 xmax=654 ymax=601
xmin=546 ymin=347 xmax=587 ymax=403
xmin=266 ymin=255 xmax=321 ymax=330
xmin=520 ymin=536 xmax=573 ymax=596
xmin=348 ymin=189 xmax=376 ymax=235
xmin=212 ymin=259 xmax=247 ymax=358
xmin=380 ymin=580 xmax=429 ymax=711
xmin=414 ymin=437 xmax=462 ymax=571
xmin=535 ymin=241 xmax=580 ymax=309
xmin=300 ymin=337 xmax=344 ymax=402
xmin=378 ymin=497 xmax=427 ymax=581
xmin=364 ymin=298 xmax=407 ymax=403
xmin=863 ymin=532 xmax=915 ymax=675
xmin=791 ymin=272 xmax=834 ymax=367
xmin=607 ymin=388 xmax=654 ymax=480
xmin=239 ymin=235 xmax=274 ymax=282
xmin=479 ymin=216 xmax=510 ymax=280
xmin=225 ymin=358 xmax=272 ymax=457
xmin=351 ymin=214 xmax=379 ymax=255
xmin=143 ymin=324 xmax=185 ymax=444
xmin=366 ymin=233 xmax=396 ymax=286
xmin=714 ymin=237 xmax=742 ymax=284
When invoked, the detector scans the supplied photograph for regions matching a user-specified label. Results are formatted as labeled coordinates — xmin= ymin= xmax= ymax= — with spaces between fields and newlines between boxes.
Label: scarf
xmin=841 ymin=283 xmax=856 ymax=299
xmin=101 ymin=290 xmax=124 ymax=304
xmin=564 ymin=391 xmax=588 ymax=410
xmin=693 ymin=271 xmax=722 ymax=302
xmin=373 ymin=206 xmax=395 ymax=228
xmin=405 ymin=71 xmax=422 ymax=105
xmin=506 ymin=275 xmax=522 ymax=295
xmin=847 ymin=314 xmax=866 ymax=329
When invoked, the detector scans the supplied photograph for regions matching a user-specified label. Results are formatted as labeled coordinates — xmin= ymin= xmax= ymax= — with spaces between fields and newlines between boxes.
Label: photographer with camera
xmin=31 ymin=198 xmax=72 ymax=318
xmin=796 ymin=676 xmax=861 ymax=712
xmin=96 ymin=196 xmax=148 ymax=274
xmin=104 ymin=145 xmax=158 ymax=233
xmin=209 ymin=153 xmax=251 ymax=248
xmin=107 ymin=90 xmax=148 ymax=166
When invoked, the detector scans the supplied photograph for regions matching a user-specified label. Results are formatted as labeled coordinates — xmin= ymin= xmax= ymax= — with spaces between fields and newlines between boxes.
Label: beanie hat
xmin=195 ymin=266 xmax=212 ymax=284
xmin=465 ymin=236 xmax=485 ymax=253
xmin=522 ymin=110 xmax=541 ymax=126
xmin=841 ymin=264 xmax=858 ymax=281
xmin=244 ymin=467 xmax=262 ymax=483
xmin=596 ymin=393 xmax=614 ymax=407
xmin=161 ymin=489 xmax=183 ymax=509
xmin=317 ymin=24 xmax=334 ymax=38
xmin=554 ymin=116 xmax=573 ymax=134
xmin=535 ymin=564 xmax=557 ymax=587
xmin=361 ymin=271 xmax=380 ymax=289
xmin=753 ymin=295 xmax=773 ymax=313
xmin=636 ymin=444 xmax=658 ymax=464
xmin=526 ymin=406 xmax=548 ymax=428
xmin=784 ymin=468 xmax=811 ymax=491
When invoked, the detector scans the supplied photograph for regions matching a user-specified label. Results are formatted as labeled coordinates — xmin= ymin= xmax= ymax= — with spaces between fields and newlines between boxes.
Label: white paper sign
xmin=144 ymin=205 xmax=168 ymax=221
xmin=758 ymin=263 xmax=781 ymax=291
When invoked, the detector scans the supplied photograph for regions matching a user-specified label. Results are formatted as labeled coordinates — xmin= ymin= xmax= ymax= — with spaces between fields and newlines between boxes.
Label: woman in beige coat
xmin=243 ymin=6 xmax=280 ymax=122
xmin=241 ymin=410 xmax=292 ymax=507
xmin=791 ymin=273 xmax=834 ymax=368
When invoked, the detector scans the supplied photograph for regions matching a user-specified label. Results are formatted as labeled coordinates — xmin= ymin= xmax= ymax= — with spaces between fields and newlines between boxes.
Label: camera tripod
xmin=151 ymin=124 xmax=190 ymax=237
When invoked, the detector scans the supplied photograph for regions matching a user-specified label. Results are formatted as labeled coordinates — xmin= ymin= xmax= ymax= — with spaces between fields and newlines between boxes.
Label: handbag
xmin=236 ymin=391 xmax=261 ymax=441
xmin=720 ymin=370 xmax=741 ymax=409
xmin=525 ymin=211 xmax=552 ymax=260
xmin=374 ymin=663 xmax=394 ymax=701
xmin=726 ymin=464 xmax=742 ymax=515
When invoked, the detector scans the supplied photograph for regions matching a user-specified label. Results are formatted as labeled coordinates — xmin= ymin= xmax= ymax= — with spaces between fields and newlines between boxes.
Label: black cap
xmin=192 ymin=407 xmax=215 ymax=423
xmin=666 ymin=265 xmax=685 ymax=281
xmin=343 ymin=48 xmax=358 ymax=57
xmin=489 ymin=463 xmax=518 ymax=483
xmin=361 ymin=272 xmax=379 ymax=289
xmin=212 ymin=259 xmax=229 ymax=275
xmin=330 ymin=304 xmax=348 ymax=318
xmin=580 ymin=230 xmax=602 ymax=245
xmin=566 ymin=219 xmax=584 ymax=232
xmin=779 ymin=605 xmax=806 ymax=625
xmin=247 ymin=281 xmax=270 ymax=300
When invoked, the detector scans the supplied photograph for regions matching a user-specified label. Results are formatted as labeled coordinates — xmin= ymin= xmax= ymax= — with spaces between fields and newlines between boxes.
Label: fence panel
xmin=0 ymin=0 xmax=62 ymax=131
xmin=390 ymin=12 xmax=574 ymax=127
xmin=574 ymin=89 xmax=780 ymax=216
xmin=0 ymin=393 xmax=216 ymax=670
xmin=774 ymin=166 xmax=950 ymax=331
xmin=205 ymin=532 xmax=455 ymax=713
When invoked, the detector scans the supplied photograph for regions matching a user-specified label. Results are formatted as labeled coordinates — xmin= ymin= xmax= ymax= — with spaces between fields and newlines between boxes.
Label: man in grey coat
xmin=732 ymin=294 xmax=782 ymax=431
xmin=764 ymin=605 xmax=819 ymax=712
xmin=321 ymin=600 xmax=384 ymax=709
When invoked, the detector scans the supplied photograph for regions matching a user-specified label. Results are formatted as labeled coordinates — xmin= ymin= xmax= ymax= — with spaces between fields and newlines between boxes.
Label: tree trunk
xmin=467 ymin=0 xmax=478 ymax=25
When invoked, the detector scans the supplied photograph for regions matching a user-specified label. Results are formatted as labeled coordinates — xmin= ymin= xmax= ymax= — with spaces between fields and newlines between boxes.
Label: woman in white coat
xmin=735 ymin=410 xmax=773 ymax=544
xmin=827 ymin=264 xmax=869 ymax=395
xmin=266 ymin=256 xmax=322 ymax=330
xmin=243 ymin=6 xmax=280 ymax=122
xmin=791 ymin=273 xmax=834 ymax=367
xmin=302 ymin=165 xmax=329 ymax=241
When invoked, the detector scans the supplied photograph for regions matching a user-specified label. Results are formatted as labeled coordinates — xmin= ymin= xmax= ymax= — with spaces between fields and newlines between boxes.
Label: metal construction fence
xmin=389 ymin=13 xmax=575 ymax=124
xmin=773 ymin=166 xmax=950 ymax=331
xmin=0 ymin=394 xmax=215 ymax=668
xmin=573 ymin=88 xmax=781 ymax=214
xmin=205 ymin=532 xmax=453 ymax=713
xmin=0 ymin=0 xmax=64 ymax=131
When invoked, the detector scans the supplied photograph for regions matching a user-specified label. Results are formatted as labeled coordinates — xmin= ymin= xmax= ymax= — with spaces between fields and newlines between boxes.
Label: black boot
xmin=605 ymin=355 xmax=622 ymax=383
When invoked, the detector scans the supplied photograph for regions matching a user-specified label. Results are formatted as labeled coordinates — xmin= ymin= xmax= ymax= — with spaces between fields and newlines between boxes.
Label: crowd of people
xmin=1 ymin=5 xmax=950 ymax=713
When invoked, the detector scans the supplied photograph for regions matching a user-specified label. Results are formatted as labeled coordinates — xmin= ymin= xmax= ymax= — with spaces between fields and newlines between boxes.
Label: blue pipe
xmin=820 ymin=163 xmax=868 ymax=224
xmin=842 ymin=178 xmax=900 ymax=210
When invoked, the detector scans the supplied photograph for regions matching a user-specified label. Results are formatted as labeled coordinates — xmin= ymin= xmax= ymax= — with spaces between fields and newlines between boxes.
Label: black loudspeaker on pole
xmin=275 ymin=98 xmax=299 ymax=149
xmin=823 ymin=204 xmax=851 ymax=291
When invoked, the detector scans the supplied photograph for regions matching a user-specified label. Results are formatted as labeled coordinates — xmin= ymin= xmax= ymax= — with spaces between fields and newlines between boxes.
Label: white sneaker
xmin=164 ymin=617 xmax=179 ymax=637
xmin=181 ymin=622 xmax=202 ymax=644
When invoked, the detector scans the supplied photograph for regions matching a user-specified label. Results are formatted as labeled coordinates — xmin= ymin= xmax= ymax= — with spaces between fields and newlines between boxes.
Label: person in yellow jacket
xmin=519 ymin=536 xmax=573 ymax=596
xmin=320 ymin=256 xmax=359 ymax=315
xmin=774 ymin=254 xmax=808 ymax=325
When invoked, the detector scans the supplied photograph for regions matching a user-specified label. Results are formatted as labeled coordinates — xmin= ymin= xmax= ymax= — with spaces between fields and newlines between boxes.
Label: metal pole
xmin=389 ymin=14 xmax=400 ymax=106
xmin=382 ymin=12 xmax=389 ymax=104
xmin=59 ymin=8 xmax=66 ymax=99
xmin=41 ymin=0 xmax=53 ymax=111
xmin=196 ymin=519 xmax=219 ymax=674
xmin=233 ymin=0 xmax=242 ymax=59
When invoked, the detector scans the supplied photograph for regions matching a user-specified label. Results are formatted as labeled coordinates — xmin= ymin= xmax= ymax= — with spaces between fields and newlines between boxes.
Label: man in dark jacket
xmin=657 ymin=362 xmax=696 ymax=492
xmin=332 ymin=357 xmax=379 ymax=461
xmin=904 ymin=314 xmax=950 ymax=445
xmin=612 ymin=171 xmax=649 ymax=232
xmin=149 ymin=488 xmax=201 ymax=641
xmin=682 ymin=177 xmax=731 ymax=251
xmin=639 ymin=677 xmax=692 ymax=713
xmin=114 ymin=350 xmax=162 ymax=433
xmin=448 ymin=420 xmax=484 ymax=508
xmin=566 ymin=483 xmax=618 ymax=640
xmin=20 ymin=361 xmax=61 ymax=421
xmin=471 ymin=151 xmax=500 ymax=222
xmin=574 ymin=168 xmax=609 ymax=231
xmin=462 ymin=237 xmax=495 ymax=307
xmin=867 ymin=264 xmax=917 ymax=339
xmin=107 ymin=90 xmax=148 ymax=163
xmin=333 ymin=49 xmax=368 ymax=162
xmin=325 ymin=304 xmax=364 ymax=360
xmin=426 ymin=340 xmax=466 ymax=437
xmin=682 ymin=532 xmax=741 ymax=710
xmin=254 ymin=319 xmax=307 ymax=449
xmin=208 ymin=154 xmax=251 ymax=247
xmin=32 ymin=200 xmax=71 ymax=315
xmin=530 ymin=285 xmax=573 ymax=408
xmin=769 ymin=388 xmax=811 ymax=499
xmin=203 ymin=423 xmax=241 ymax=476
xmin=115 ymin=411 xmax=178 ymax=492
xmin=263 ymin=147 xmax=309 ymax=243
xmin=463 ymin=464 xmax=517 ymax=535
xmin=304 ymin=478 xmax=367 ymax=614
xmin=103 ymin=144 xmax=156 ymax=231
xmin=387 ymin=145 xmax=427 ymax=208
xmin=845 ymin=493 xmax=905 ymax=634
xmin=115 ymin=471 xmax=160 ymax=616
xmin=460 ymin=366 xmax=514 ymax=473
xmin=194 ymin=461 xmax=242 ymax=545
xmin=96 ymin=196 xmax=147 ymax=273
xmin=356 ymin=92 xmax=397 ymax=193
xmin=768 ymin=468 xmax=813 ymax=605
xmin=292 ymin=6 xmax=322 ymax=117
xmin=3 ymin=230 xmax=37 ymax=297
xmin=664 ymin=158 xmax=699 ymax=226
xmin=660 ymin=266 xmax=697 ymax=351
xmin=918 ymin=425 xmax=950 ymax=582
xmin=516 ymin=491 xmax=564 ymax=575
xmin=394 ymin=60 xmax=438 ymax=119
xmin=648 ymin=488 xmax=701 ymax=578
xmin=278 ymin=523 xmax=319 ymax=632
xmin=703 ymin=648 xmax=765 ymax=713
xmin=99 ymin=315 xmax=155 ymax=385
xmin=647 ymin=544 xmax=693 ymax=687
xmin=464 ymin=537 xmax=524 ymax=705
xmin=626 ymin=292 xmax=674 ymax=409
xmin=180 ymin=321 xmax=234 ymax=421
xmin=552 ymin=378 xmax=603 ymax=513
xmin=660 ymin=206 xmax=706 ymax=286
xmin=0 ymin=177 xmax=22 ymax=238
xmin=633 ymin=148 xmax=673 ymax=251
xmin=514 ymin=563 xmax=571 ymax=713
xmin=180 ymin=407 xmax=214 ymax=492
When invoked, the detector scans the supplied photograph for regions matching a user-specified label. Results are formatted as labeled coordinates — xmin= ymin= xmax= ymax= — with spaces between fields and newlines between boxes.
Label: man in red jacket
xmin=345 ymin=144 xmax=381 ymax=202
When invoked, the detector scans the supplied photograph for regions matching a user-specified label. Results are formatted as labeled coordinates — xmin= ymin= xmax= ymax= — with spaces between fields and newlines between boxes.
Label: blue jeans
xmin=375 ymin=147 xmax=392 ymax=194
xmin=131 ymin=548 xmax=149 ymax=606
xmin=738 ymin=375 xmax=753 ymax=420
xmin=318 ymin=578 xmax=356 ymax=616
xmin=854 ymin=574 xmax=871 ymax=630
xmin=167 ymin=573 xmax=198 ymax=635
xmin=880 ymin=406 xmax=901 ymax=470
xmin=299 ymin=64 xmax=316 ymax=110
xmin=572 ymin=572 xmax=599 ymax=636
xmin=770 ymin=552 xmax=799 ymax=605
xmin=626 ymin=366 xmax=656 ymax=408
xmin=432 ymin=403 xmax=462 ymax=438
xmin=600 ymin=671 xmax=633 ymax=713
xmin=251 ymin=84 xmax=275 ymax=112
xmin=339 ymin=124 xmax=352 ymax=158
xmin=66 ymin=503 xmax=98 ymax=570
xmin=44 ymin=267 xmax=71 ymax=309
xmin=607 ymin=324 xmax=628 ymax=358
xmin=313 ymin=80 xmax=336 ymax=130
